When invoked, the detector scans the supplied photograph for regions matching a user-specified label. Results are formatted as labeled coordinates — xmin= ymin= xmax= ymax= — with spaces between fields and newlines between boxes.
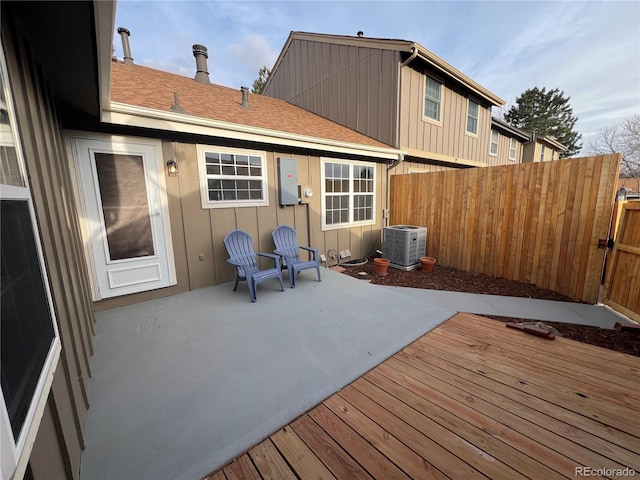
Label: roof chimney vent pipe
xmin=117 ymin=27 xmax=134 ymax=65
xmin=192 ymin=44 xmax=211 ymax=85
xmin=240 ymin=86 xmax=250 ymax=108
xmin=357 ymin=31 xmax=364 ymax=37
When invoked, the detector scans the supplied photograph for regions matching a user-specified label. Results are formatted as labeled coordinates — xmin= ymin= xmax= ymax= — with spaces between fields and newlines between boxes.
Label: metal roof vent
xmin=117 ymin=27 xmax=134 ymax=65
xmin=192 ymin=44 xmax=211 ymax=85
xmin=240 ymin=86 xmax=250 ymax=108
xmin=170 ymin=92 xmax=186 ymax=114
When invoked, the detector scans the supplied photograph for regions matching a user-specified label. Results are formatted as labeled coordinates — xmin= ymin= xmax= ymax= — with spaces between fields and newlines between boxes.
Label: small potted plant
xmin=420 ymin=256 xmax=436 ymax=272
xmin=373 ymin=257 xmax=390 ymax=276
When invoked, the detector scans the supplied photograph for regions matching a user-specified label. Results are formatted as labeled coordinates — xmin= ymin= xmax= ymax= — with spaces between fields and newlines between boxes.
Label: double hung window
xmin=489 ymin=130 xmax=499 ymax=156
xmin=509 ymin=138 xmax=517 ymax=161
xmin=1 ymin=43 xmax=60 ymax=480
xmin=424 ymin=76 xmax=442 ymax=122
xmin=467 ymin=100 xmax=479 ymax=135
xmin=322 ymin=159 xmax=375 ymax=230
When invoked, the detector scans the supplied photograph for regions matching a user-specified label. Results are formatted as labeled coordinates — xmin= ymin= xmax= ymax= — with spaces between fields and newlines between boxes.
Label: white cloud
xmin=227 ymin=35 xmax=279 ymax=72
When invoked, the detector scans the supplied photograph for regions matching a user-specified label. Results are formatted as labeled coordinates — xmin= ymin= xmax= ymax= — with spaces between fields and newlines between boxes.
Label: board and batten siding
xmin=3 ymin=14 xmax=95 ymax=480
xmin=399 ymin=66 xmax=493 ymax=163
xmin=489 ymin=131 xmax=524 ymax=166
xmin=96 ymin=141 xmax=389 ymax=310
xmin=265 ymin=39 xmax=400 ymax=148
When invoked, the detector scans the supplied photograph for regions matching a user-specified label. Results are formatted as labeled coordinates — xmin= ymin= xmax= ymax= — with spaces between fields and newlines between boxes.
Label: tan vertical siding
xmin=265 ymin=39 xmax=400 ymax=147
xmin=3 ymin=13 xmax=95 ymax=480
xmin=488 ymin=131 xmax=525 ymax=166
xmin=97 ymin=142 xmax=388 ymax=309
xmin=399 ymin=67 xmax=493 ymax=164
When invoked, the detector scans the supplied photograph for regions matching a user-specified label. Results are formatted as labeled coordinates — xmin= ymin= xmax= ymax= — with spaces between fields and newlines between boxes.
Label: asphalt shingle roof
xmin=110 ymin=61 xmax=388 ymax=148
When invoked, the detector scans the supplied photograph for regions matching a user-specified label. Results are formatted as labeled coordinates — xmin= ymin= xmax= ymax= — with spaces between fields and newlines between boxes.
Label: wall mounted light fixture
xmin=166 ymin=159 xmax=179 ymax=177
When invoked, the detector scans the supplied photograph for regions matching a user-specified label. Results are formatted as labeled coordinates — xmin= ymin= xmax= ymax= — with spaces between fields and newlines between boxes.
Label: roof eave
xmin=413 ymin=43 xmax=505 ymax=107
xmin=104 ymin=102 xmax=404 ymax=161
xmin=491 ymin=118 xmax=530 ymax=142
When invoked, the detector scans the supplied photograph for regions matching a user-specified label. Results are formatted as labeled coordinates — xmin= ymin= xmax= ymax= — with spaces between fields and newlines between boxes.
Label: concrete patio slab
xmin=381 ymin=286 xmax=629 ymax=329
xmin=80 ymin=268 xmax=455 ymax=480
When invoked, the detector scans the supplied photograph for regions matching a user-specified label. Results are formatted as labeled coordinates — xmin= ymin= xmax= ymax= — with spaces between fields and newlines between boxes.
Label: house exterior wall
xmin=264 ymin=38 xmax=400 ymax=147
xmin=489 ymin=130 xmax=524 ymax=165
xmin=389 ymin=161 xmax=452 ymax=175
xmin=398 ymin=66 xmax=493 ymax=163
xmin=95 ymin=139 xmax=389 ymax=310
xmin=3 ymin=12 xmax=95 ymax=480
xmin=265 ymin=37 xmax=511 ymax=169
xmin=522 ymin=140 xmax=561 ymax=163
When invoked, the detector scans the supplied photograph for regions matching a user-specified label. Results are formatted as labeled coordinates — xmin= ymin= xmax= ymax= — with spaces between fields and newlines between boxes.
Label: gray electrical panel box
xmin=278 ymin=157 xmax=298 ymax=206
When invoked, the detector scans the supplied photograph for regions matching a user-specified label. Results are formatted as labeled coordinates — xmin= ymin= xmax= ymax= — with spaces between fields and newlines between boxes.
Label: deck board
xmin=205 ymin=313 xmax=640 ymax=479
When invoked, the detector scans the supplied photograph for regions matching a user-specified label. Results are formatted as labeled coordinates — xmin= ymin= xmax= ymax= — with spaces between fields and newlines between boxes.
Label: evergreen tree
xmin=251 ymin=66 xmax=271 ymax=94
xmin=504 ymin=87 xmax=582 ymax=158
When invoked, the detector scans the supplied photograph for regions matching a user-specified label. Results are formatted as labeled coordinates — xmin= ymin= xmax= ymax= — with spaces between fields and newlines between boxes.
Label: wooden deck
xmin=206 ymin=313 xmax=640 ymax=479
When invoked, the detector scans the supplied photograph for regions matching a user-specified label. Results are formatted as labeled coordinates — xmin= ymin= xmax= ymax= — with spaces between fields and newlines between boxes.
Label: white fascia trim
xmin=104 ymin=102 xmax=404 ymax=161
xmin=94 ymin=0 xmax=116 ymax=115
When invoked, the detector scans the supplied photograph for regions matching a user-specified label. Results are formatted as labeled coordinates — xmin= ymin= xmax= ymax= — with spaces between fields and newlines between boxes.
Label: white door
xmin=73 ymin=136 xmax=175 ymax=299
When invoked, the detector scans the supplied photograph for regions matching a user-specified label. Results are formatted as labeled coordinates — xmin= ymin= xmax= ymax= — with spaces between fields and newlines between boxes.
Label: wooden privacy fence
xmin=604 ymin=201 xmax=640 ymax=321
xmin=389 ymin=154 xmax=621 ymax=303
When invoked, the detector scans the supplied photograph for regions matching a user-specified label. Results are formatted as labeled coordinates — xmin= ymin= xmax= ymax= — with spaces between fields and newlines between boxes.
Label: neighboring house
xmin=1 ymin=3 xmax=405 ymax=479
xmin=263 ymin=31 xmax=508 ymax=174
xmin=618 ymin=177 xmax=640 ymax=199
xmin=490 ymin=117 xmax=530 ymax=165
xmin=521 ymin=131 xmax=568 ymax=163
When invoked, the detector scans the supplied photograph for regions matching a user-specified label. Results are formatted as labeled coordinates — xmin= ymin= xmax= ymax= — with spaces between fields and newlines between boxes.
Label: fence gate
xmin=604 ymin=201 xmax=640 ymax=322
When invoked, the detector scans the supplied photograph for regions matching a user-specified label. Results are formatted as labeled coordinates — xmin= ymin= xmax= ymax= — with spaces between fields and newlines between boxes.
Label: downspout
xmin=384 ymin=153 xmax=404 ymax=231
xmin=387 ymin=47 xmax=416 ymax=233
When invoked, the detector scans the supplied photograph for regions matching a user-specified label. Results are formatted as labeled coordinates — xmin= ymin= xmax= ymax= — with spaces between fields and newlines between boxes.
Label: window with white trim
xmin=197 ymin=145 xmax=268 ymax=208
xmin=321 ymin=159 xmax=375 ymax=230
xmin=508 ymin=138 xmax=517 ymax=161
xmin=489 ymin=130 xmax=499 ymax=156
xmin=466 ymin=100 xmax=479 ymax=135
xmin=1 ymin=43 xmax=60 ymax=480
xmin=424 ymin=76 xmax=442 ymax=122
xmin=551 ymin=150 xmax=556 ymax=161
xmin=539 ymin=145 xmax=546 ymax=162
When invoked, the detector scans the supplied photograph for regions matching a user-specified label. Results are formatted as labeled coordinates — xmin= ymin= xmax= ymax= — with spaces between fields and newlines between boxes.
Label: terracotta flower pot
xmin=420 ymin=256 xmax=436 ymax=272
xmin=373 ymin=258 xmax=390 ymax=276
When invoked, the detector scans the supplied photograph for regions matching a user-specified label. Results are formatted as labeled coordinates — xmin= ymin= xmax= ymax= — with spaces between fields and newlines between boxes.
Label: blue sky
xmin=114 ymin=1 xmax=639 ymax=152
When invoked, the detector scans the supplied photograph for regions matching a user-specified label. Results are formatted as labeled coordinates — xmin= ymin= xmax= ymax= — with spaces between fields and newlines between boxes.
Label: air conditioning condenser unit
xmin=382 ymin=225 xmax=427 ymax=270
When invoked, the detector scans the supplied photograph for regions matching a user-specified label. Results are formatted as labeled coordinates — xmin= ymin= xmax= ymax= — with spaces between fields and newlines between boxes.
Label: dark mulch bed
xmin=338 ymin=257 xmax=639 ymax=357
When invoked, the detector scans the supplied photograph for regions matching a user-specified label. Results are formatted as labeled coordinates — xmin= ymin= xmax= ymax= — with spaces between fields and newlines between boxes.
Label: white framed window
xmin=508 ymin=138 xmax=517 ymax=161
xmin=321 ymin=158 xmax=376 ymax=230
xmin=1 ymin=42 xmax=61 ymax=480
xmin=197 ymin=145 xmax=269 ymax=209
xmin=539 ymin=145 xmax=546 ymax=162
xmin=551 ymin=150 xmax=556 ymax=161
xmin=423 ymin=76 xmax=442 ymax=122
xmin=466 ymin=100 xmax=479 ymax=135
xmin=489 ymin=130 xmax=499 ymax=156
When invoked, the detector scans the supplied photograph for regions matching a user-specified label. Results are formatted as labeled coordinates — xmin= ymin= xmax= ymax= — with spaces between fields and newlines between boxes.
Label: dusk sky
xmin=114 ymin=1 xmax=640 ymax=153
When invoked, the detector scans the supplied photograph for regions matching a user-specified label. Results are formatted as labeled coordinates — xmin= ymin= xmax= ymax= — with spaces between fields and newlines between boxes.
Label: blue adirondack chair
xmin=272 ymin=225 xmax=321 ymax=288
xmin=223 ymin=229 xmax=284 ymax=302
